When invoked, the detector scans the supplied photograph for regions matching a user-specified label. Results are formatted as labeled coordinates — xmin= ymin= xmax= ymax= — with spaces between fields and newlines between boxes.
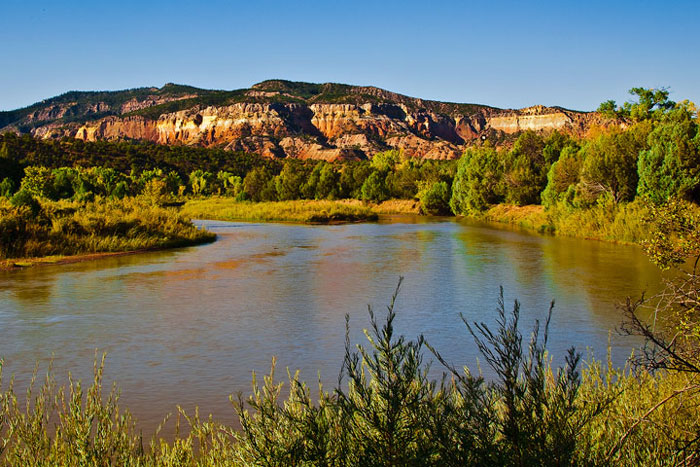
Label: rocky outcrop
xmin=24 ymin=102 xmax=110 ymax=123
xmin=77 ymin=116 xmax=159 ymax=141
xmin=279 ymin=137 xmax=364 ymax=161
xmin=1 ymin=80 xmax=605 ymax=161
xmin=119 ymin=94 xmax=197 ymax=113
xmin=385 ymin=134 xmax=463 ymax=160
xmin=487 ymin=105 xmax=587 ymax=134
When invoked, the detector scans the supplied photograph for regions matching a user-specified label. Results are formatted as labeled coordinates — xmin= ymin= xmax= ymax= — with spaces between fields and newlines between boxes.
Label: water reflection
xmin=0 ymin=217 xmax=665 ymax=435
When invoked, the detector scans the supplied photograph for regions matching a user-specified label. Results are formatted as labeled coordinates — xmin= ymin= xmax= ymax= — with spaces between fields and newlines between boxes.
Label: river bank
xmin=181 ymin=198 xmax=424 ymax=224
xmin=0 ymin=197 xmax=422 ymax=270
xmin=0 ymin=194 xmax=681 ymax=271
xmin=0 ymin=196 xmax=215 ymax=268
xmin=183 ymin=197 xmax=661 ymax=247
xmin=464 ymin=200 xmax=665 ymax=245
xmin=0 ymin=248 xmax=191 ymax=271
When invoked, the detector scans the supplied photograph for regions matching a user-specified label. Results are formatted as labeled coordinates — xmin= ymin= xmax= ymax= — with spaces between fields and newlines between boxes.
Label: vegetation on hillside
xmin=0 ymin=83 xmax=208 ymax=130
xmin=0 ymin=133 xmax=280 ymax=177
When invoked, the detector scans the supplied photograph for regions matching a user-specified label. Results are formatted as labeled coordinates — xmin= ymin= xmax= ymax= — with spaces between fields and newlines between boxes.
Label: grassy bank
xmin=474 ymin=199 xmax=661 ymax=244
xmin=181 ymin=195 xmax=662 ymax=245
xmin=372 ymin=199 xmax=422 ymax=215
xmin=0 ymin=289 xmax=698 ymax=465
xmin=0 ymin=196 xmax=215 ymax=266
xmin=182 ymin=198 xmax=381 ymax=223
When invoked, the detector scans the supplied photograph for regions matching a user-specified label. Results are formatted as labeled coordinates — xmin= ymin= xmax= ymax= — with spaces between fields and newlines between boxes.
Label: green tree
xmin=0 ymin=143 xmax=23 ymax=187
xmin=274 ymin=161 xmax=305 ymax=200
xmin=51 ymin=167 xmax=77 ymax=200
xmin=450 ymin=145 xmax=504 ymax=214
xmin=0 ymin=177 xmax=15 ymax=197
xmin=418 ymin=181 xmax=451 ymax=215
xmin=216 ymin=171 xmax=242 ymax=197
xmin=72 ymin=168 xmax=98 ymax=201
xmin=19 ymin=166 xmax=55 ymax=199
xmin=90 ymin=166 xmax=124 ymax=196
xmin=189 ymin=170 xmax=215 ymax=196
xmin=579 ymin=123 xmax=650 ymax=203
xmin=542 ymin=131 xmax=576 ymax=165
xmin=316 ymin=163 xmax=340 ymax=199
xmin=598 ymin=87 xmax=676 ymax=122
xmin=370 ymin=149 xmax=401 ymax=172
xmin=339 ymin=162 xmax=372 ymax=199
xmin=142 ymin=178 xmax=169 ymax=205
xmin=386 ymin=159 xmax=423 ymax=199
xmin=260 ymin=178 xmax=279 ymax=202
xmin=10 ymin=189 xmax=41 ymax=214
xmin=300 ymin=162 xmax=322 ymax=200
xmin=501 ymin=131 xmax=548 ymax=205
xmin=597 ymin=100 xmax=621 ymax=119
xmin=512 ymin=130 xmax=546 ymax=166
xmin=112 ymin=181 xmax=129 ymax=199
xmin=162 ymin=170 xmax=183 ymax=195
xmin=625 ymin=87 xmax=675 ymax=121
xmin=637 ymin=105 xmax=700 ymax=203
xmin=244 ymin=167 xmax=273 ymax=202
xmin=541 ymin=146 xmax=583 ymax=207
xmin=360 ymin=171 xmax=390 ymax=202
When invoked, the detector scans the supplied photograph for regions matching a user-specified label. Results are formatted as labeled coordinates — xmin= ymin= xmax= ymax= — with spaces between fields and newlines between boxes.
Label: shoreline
xmin=0 ymin=235 xmax=217 ymax=272
xmin=0 ymin=201 xmax=650 ymax=272
xmin=0 ymin=248 xmax=176 ymax=272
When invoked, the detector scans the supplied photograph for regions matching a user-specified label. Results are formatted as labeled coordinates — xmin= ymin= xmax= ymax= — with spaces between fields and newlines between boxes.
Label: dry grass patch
xmin=182 ymin=198 xmax=379 ymax=223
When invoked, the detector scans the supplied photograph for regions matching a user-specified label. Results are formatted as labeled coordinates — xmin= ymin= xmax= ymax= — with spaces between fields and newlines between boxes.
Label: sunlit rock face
xmin=3 ymin=81 xmax=605 ymax=160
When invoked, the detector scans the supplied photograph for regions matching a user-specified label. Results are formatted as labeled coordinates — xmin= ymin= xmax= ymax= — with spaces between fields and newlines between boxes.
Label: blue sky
xmin=1 ymin=0 xmax=698 ymax=111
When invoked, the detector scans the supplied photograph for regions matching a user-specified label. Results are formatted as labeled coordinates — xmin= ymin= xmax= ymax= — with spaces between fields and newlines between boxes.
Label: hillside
xmin=0 ymin=80 xmax=605 ymax=161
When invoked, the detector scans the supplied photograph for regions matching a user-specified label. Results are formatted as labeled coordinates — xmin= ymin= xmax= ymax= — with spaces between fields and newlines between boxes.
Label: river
xmin=0 ymin=216 xmax=663 ymax=433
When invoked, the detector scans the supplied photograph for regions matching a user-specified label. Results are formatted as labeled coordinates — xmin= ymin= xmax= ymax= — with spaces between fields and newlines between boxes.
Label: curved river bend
xmin=0 ymin=216 xmax=663 ymax=433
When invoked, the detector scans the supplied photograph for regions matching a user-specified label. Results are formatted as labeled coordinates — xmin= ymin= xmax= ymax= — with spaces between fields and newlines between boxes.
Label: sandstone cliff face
xmin=75 ymin=116 xmax=159 ymax=141
xmin=2 ymin=81 xmax=604 ymax=161
xmin=485 ymin=105 xmax=599 ymax=134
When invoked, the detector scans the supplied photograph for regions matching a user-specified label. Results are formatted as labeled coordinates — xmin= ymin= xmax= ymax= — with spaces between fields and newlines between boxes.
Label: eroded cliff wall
xmin=2 ymin=82 xmax=604 ymax=161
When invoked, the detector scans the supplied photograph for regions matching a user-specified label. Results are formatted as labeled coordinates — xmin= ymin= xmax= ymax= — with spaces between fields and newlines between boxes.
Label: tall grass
xmin=1 ymin=283 xmax=698 ymax=465
xmin=182 ymin=198 xmax=379 ymax=224
xmin=480 ymin=199 xmax=658 ymax=243
xmin=371 ymin=199 xmax=421 ymax=215
xmin=0 ymin=197 xmax=215 ymax=262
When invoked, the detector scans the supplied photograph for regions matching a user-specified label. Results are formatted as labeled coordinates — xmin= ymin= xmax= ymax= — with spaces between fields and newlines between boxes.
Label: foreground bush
xmin=1 ymin=282 xmax=699 ymax=465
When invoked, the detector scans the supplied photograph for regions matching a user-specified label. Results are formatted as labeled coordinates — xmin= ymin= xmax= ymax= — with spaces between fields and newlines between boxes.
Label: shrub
xmin=418 ymin=181 xmax=451 ymax=215
xmin=360 ymin=171 xmax=390 ymax=202
xmin=637 ymin=106 xmax=700 ymax=203
xmin=450 ymin=145 xmax=504 ymax=214
xmin=9 ymin=190 xmax=40 ymax=215
xmin=0 ymin=177 xmax=15 ymax=198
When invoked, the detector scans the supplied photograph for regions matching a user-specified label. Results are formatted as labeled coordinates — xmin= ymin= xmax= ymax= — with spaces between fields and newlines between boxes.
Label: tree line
xmin=451 ymin=88 xmax=699 ymax=214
